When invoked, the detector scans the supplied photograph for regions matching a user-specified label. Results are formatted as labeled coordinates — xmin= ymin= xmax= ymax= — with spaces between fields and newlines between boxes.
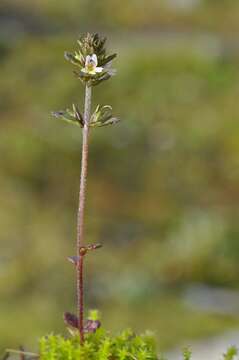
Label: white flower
xmin=81 ymin=54 xmax=103 ymax=75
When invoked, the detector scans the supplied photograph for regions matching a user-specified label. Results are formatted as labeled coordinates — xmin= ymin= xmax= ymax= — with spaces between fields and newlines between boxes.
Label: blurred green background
xmin=0 ymin=0 xmax=239 ymax=355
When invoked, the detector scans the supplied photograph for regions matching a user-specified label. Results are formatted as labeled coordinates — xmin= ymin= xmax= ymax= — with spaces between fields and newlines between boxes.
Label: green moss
xmin=39 ymin=329 xmax=158 ymax=360
xmin=38 ymin=331 xmax=239 ymax=359
xmin=223 ymin=346 xmax=238 ymax=360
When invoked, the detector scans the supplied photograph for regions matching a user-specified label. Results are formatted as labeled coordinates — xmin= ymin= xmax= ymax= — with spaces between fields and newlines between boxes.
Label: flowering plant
xmin=52 ymin=33 xmax=119 ymax=344
xmin=3 ymin=32 xmax=239 ymax=360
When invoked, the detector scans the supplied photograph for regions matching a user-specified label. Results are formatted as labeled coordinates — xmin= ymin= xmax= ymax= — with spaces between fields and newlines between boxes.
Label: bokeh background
xmin=0 ymin=0 xmax=239 ymax=356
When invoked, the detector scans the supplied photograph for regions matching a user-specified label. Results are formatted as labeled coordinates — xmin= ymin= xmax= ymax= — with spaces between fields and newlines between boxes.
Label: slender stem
xmin=77 ymin=84 xmax=92 ymax=343
xmin=78 ymin=255 xmax=84 ymax=342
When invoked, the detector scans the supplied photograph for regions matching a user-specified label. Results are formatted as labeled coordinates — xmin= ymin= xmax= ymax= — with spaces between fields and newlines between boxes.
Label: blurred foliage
xmin=0 ymin=0 xmax=239 ymax=356
xmin=1 ymin=0 xmax=239 ymax=33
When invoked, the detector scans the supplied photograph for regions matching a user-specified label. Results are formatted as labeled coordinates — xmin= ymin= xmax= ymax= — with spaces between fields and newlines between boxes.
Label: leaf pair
xmin=52 ymin=105 xmax=119 ymax=128
xmin=74 ymin=67 xmax=115 ymax=87
xmin=64 ymin=312 xmax=101 ymax=333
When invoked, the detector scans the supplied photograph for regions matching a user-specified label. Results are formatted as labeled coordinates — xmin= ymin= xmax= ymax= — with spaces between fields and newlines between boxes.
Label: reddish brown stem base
xmin=78 ymin=256 xmax=84 ymax=344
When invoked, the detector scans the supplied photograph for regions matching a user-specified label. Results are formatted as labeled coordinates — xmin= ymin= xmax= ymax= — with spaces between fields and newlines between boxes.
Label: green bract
xmin=90 ymin=105 xmax=119 ymax=127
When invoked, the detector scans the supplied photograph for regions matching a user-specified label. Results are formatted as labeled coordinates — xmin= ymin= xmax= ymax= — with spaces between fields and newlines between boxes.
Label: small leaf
xmin=97 ymin=117 xmax=120 ymax=127
xmin=67 ymin=256 xmax=80 ymax=266
xmin=86 ymin=243 xmax=102 ymax=251
xmin=51 ymin=110 xmax=79 ymax=126
xmin=64 ymin=312 xmax=78 ymax=329
xmin=64 ymin=52 xmax=83 ymax=67
xmin=90 ymin=104 xmax=102 ymax=124
xmin=90 ymin=105 xmax=120 ymax=128
xmin=84 ymin=319 xmax=101 ymax=333
xmin=72 ymin=104 xmax=84 ymax=126
xmin=52 ymin=105 xmax=83 ymax=127
xmin=100 ymin=53 xmax=117 ymax=66
xmin=90 ymin=73 xmax=111 ymax=86
xmin=88 ymin=309 xmax=101 ymax=321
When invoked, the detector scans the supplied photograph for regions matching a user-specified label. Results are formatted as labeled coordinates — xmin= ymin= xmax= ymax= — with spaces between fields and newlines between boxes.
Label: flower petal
xmin=85 ymin=55 xmax=91 ymax=67
xmin=95 ymin=67 xmax=103 ymax=73
xmin=91 ymin=54 xmax=98 ymax=66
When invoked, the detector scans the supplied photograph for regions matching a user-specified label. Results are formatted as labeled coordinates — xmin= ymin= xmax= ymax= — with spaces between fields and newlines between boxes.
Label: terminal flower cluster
xmin=64 ymin=33 xmax=117 ymax=86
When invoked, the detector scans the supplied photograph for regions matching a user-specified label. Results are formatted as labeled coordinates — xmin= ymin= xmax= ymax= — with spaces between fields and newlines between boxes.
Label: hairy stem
xmin=77 ymin=84 xmax=92 ymax=343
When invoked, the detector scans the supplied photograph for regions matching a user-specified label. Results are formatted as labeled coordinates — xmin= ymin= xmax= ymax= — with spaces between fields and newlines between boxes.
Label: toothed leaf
xmin=101 ymin=53 xmax=117 ymax=66
xmin=64 ymin=52 xmax=83 ymax=67
xmin=90 ymin=105 xmax=120 ymax=128
xmin=52 ymin=105 xmax=84 ymax=127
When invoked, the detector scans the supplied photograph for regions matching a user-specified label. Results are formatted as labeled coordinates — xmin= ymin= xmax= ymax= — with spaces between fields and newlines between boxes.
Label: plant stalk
xmin=77 ymin=84 xmax=92 ymax=343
